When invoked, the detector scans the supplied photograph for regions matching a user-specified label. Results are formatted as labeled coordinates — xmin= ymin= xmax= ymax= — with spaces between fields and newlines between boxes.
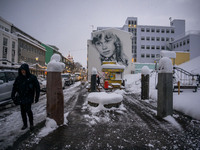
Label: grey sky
xmin=0 ymin=0 xmax=200 ymax=67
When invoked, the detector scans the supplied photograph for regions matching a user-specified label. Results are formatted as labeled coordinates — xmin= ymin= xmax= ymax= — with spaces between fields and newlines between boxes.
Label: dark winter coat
xmin=11 ymin=64 xmax=40 ymax=104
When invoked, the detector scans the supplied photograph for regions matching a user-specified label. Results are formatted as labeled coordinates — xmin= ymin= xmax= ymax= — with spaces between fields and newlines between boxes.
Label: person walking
xmin=11 ymin=63 xmax=40 ymax=130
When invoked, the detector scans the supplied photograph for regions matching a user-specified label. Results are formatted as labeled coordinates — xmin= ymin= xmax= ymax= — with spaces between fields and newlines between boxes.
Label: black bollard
xmin=141 ymin=74 xmax=149 ymax=100
xmin=157 ymin=57 xmax=173 ymax=118
xmin=91 ymin=68 xmax=97 ymax=92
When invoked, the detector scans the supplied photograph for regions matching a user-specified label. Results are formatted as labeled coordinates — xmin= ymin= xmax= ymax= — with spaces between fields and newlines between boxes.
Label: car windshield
xmin=62 ymin=75 xmax=70 ymax=78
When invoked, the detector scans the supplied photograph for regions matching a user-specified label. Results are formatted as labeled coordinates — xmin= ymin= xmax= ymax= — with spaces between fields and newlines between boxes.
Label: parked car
xmin=75 ymin=72 xmax=82 ymax=81
xmin=0 ymin=70 xmax=18 ymax=102
xmin=61 ymin=73 xmax=73 ymax=86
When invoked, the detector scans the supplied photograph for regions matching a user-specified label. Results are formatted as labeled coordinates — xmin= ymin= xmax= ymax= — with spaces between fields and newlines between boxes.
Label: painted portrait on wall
xmin=92 ymin=31 xmax=129 ymax=66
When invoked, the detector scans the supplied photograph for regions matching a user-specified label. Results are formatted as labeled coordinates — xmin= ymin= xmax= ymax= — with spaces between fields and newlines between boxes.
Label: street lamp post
xmin=35 ymin=57 xmax=39 ymax=76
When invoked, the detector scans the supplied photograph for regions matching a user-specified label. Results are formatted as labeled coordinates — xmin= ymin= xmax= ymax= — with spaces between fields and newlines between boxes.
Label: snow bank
xmin=47 ymin=54 xmax=65 ymax=72
xmin=158 ymin=57 xmax=173 ymax=73
xmin=141 ymin=66 xmax=150 ymax=75
xmin=160 ymin=50 xmax=176 ymax=58
xmin=173 ymin=92 xmax=200 ymax=120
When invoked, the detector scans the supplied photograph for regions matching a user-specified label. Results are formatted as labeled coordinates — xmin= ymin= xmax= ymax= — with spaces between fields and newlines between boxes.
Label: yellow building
xmin=174 ymin=52 xmax=190 ymax=65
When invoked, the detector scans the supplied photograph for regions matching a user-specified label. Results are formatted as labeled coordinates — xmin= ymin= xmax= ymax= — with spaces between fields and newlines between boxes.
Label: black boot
xmin=21 ymin=125 xmax=27 ymax=130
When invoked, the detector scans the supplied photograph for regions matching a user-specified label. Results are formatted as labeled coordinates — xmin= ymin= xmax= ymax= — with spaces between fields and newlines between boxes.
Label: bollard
xmin=157 ymin=57 xmax=173 ymax=118
xmin=91 ymin=67 xmax=97 ymax=92
xmin=178 ymin=81 xmax=180 ymax=95
xmin=46 ymin=54 xmax=65 ymax=125
xmin=141 ymin=66 xmax=150 ymax=100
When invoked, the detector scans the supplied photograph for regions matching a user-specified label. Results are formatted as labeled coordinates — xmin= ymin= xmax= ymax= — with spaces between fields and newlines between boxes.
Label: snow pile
xmin=141 ymin=66 xmax=150 ymax=76
xmin=47 ymin=54 xmax=65 ymax=72
xmin=91 ymin=67 xmax=97 ymax=75
xmin=178 ymin=56 xmax=200 ymax=74
xmin=173 ymin=92 xmax=200 ymax=120
xmin=38 ymin=118 xmax=58 ymax=138
xmin=160 ymin=50 xmax=176 ymax=58
xmin=163 ymin=115 xmax=182 ymax=130
xmin=158 ymin=57 xmax=173 ymax=73
xmin=87 ymin=92 xmax=123 ymax=110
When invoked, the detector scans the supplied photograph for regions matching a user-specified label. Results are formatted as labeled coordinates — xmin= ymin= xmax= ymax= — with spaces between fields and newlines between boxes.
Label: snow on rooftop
xmin=141 ymin=66 xmax=150 ymax=75
xmin=101 ymin=63 xmax=125 ymax=69
xmin=47 ymin=54 xmax=65 ymax=72
xmin=160 ymin=50 xmax=176 ymax=58
xmin=158 ymin=57 xmax=173 ymax=73
xmin=178 ymin=56 xmax=200 ymax=75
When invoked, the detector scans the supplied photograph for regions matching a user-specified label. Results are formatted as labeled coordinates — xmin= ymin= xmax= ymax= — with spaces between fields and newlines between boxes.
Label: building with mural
xmin=96 ymin=17 xmax=200 ymax=65
xmin=87 ymin=28 xmax=133 ymax=78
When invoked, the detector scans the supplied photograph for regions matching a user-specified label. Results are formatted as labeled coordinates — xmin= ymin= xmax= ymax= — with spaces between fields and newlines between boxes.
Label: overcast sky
xmin=0 ymin=0 xmax=200 ymax=67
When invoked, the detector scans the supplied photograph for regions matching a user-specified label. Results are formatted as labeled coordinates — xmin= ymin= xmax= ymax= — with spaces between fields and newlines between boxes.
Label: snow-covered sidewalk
xmin=0 ymin=82 xmax=81 ymax=149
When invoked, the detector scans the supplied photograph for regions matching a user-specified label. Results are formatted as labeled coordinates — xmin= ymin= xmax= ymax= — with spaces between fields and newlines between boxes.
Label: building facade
xmin=0 ymin=16 xmax=18 ymax=66
xmin=96 ymin=17 xmax=191 ymax=64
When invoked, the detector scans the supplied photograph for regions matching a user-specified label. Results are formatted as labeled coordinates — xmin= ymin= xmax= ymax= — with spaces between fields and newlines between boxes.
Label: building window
xmin=180 ymin=42 xmax=182 ymax=47
xmin=156 ymin=54 xmax=160 ymax=58
xmin=141 ymin=45 xmax=145 ymax=49
xmin=174 ymin=45 xmax=176 ymax=48
xmin=151 ymin=46 xmax=155 ymax=50
xmin=3 ymin=37 xmax=8 ymax=59
xmin=183 ymin=40 xmax=186 ymax=45
xmin=156 ymin=29 xmax=160 ymax=33
xmin=141 ymin=37 xmax=145 ymax=40
xmin=161 ymin=37 xmax=165 ymax=41
xmin=146 ymin=45 xmax=150 ymax=50
xmin=171 ymin=38 xmax=174 ymax=41
xmin=166 ymin=29 xmax=170 ymax=33
xmin=151 ymin=37 xmax=155 ymax=41
xmin=12 ymin=41 xmax=15 ymax=62
xmin=151 ymin=54 xmax=155 ymax=58
xmin=166 ymin=37 xmax=169 ymax=41
xmin=176 ymin=43 xmax=179 ymax=48
xmin=151 ymin=28 xmax=155 ymax=32
xmin=146 ymin=54 xmax=150 ymax=58
xmin=146 ymin=37 xmax=150 ymax=41
xmin=161 ymin=46 xmax=165 ymax=50
xmin=171 ymin=29 xmax=174 ymax=33
xmin=141 ymin=28 xmax=145 ymax=32
xmin=161 ymin=29 xmax=165 ymax=33
xmin=146 ymin=28 xmax=150 ymax=32
xmin=141 ymin=54 xmax=145 ymax=58
xmin=156 ymin=46 xmax=160 ymax=50
xmin=156 ymin=37 xmax=160 ymax=41
xmin=187 ymin=39 xmax=190 ymax=44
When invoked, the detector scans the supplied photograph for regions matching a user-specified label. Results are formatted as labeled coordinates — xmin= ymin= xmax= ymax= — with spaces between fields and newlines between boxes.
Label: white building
xmin=0 ymin=16 xmax=18 ymax=66
xmin=171 ymin=31 xmax=200 ymax=59
xmin=97 ymin=17 xmax=188 ymax=63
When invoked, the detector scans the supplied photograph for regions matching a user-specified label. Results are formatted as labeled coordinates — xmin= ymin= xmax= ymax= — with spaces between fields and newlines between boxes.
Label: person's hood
xmin=18 ymin=63 xmax=31 ymax=77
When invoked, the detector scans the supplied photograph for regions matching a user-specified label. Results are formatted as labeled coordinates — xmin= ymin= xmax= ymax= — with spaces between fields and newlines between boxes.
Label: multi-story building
xmin=0 ymin=16 xmax=18 ymax=66
xmin=12 ymin=26 xmax=46 ymax=66
xmin=171 ymin=31 xmax=200 ymax=60
xmin=97 ymin=17 xmax=189 ymax=63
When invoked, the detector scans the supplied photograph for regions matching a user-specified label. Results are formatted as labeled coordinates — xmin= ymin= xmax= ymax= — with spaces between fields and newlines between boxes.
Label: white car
xmin=0 ymin=70 xmax=18 ymax=102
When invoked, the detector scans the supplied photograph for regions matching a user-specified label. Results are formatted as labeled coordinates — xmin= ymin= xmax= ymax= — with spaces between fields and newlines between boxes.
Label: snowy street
xmin=1 ymin=79 xmax=200 ymax=149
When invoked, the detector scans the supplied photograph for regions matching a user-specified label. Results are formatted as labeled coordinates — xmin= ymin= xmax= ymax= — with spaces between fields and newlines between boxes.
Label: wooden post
xmin=46 ymin=72 xmax=64 ymax=125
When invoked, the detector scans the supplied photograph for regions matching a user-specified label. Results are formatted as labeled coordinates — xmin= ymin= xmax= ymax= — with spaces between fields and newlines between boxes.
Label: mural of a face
xmin=92 ymin=31 xmax=128 ymax=66
xmin=94 ymin=32 xmax=116 ymax=58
